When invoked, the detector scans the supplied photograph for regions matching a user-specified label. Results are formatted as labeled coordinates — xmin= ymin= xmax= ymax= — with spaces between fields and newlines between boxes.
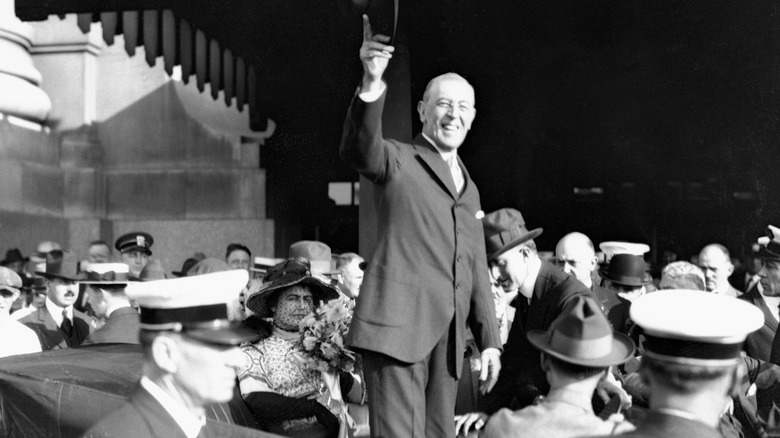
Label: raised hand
xmin=360 ymin=14 xmax=394 ymax=93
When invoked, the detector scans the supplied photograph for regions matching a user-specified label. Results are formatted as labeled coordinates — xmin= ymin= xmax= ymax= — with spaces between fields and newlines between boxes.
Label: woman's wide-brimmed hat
xmin=527 ymin=295 xmax=635 ymax=367
xmin=246 ymin=258 xmax=340 ymax=318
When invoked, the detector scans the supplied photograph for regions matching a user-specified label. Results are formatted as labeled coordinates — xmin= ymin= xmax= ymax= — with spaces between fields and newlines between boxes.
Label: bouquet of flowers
xmin=296 ymin=298 xmax=358 ymax=438
xmin=296 ymin=297 xmax=357 ymax=374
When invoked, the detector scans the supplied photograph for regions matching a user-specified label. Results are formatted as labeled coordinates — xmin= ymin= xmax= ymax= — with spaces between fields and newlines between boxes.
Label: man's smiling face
xmin=417 ymin=75 xmax=476 ymax=152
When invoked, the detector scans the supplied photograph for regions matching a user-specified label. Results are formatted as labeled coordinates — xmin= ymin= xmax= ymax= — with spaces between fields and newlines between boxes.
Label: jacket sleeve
xmin=338 ymin=88 xmax=400 ymax=184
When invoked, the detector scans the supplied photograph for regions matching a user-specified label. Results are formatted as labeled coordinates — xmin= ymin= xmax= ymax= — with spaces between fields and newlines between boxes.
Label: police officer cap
xmin=630 ymin=290 xmax=762 ymax=365
xmin=115 ymin=232 xmax=154 ymax=255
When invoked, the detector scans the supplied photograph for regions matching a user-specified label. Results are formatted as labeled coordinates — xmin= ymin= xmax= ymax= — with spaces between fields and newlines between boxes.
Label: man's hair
xmin=520 ymin=239 xmax=538 ymax=253
xmin=640 ymin=355 xmax=735 ymax=394
xmin=421 ymin=73 xmax=474 ymax=103
xmin=701 ymin=243 xmax=731 ymax=259
xmin=660 ymin=261 xmax=706 ymax=290
xmin=225 ymin=243 xmax=251 ymax=259
xmin=90 ymin=284 xmax=127 ymax=296
xmin=336 ymin=253 xmax=363 ymax=271
xmin=545 ymin=353 xmax=606 ymax=379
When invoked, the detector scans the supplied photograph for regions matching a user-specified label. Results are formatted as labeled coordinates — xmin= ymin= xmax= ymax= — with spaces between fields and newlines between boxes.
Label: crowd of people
xmin=1 ymin=13 xmax=779 ymax=438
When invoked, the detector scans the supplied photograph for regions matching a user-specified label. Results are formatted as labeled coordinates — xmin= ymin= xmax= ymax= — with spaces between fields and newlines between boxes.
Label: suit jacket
xmin=19 ymin=306 xmax=92 ymax=350
xmin=591 ymin=283 xmax=631 ymax=334
xmin=339 ymin=90 xmax=501 ymax=378
xmin=614 ymin=411 xmax=722 ymax=438
xmin=82 ymin=307 xmax=140 ymax=345
xmin=479 ymin=260 xmax=593 ymax=413
xmin=739 ymin=287 xmax=778 ymax=362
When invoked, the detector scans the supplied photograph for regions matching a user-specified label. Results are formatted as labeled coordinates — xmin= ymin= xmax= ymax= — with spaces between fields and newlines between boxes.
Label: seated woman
xmin=239 ymin=258 xmax=361 ymax=438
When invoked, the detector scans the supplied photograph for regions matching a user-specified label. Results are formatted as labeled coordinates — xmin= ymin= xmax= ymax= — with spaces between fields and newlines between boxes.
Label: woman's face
xmin=272 ymin=285 xmax=314 ymax=330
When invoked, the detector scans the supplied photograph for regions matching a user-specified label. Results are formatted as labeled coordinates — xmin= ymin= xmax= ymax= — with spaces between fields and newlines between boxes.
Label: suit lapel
xmin=412 ymin=135 xmax=460 ymax=199
xmin=751 ymin=289 xmax=779 ymax=333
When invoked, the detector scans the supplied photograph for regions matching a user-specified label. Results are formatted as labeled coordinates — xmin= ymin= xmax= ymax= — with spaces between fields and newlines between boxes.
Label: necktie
xmin=449 ymin=156 xmax=464 ymax=192
xmin=61 ymin=309 xmax=73 ymax=337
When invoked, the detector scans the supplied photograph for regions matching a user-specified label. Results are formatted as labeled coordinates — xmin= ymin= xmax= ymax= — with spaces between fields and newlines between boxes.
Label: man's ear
xmin=417 ymin=100 xmax=426 ymax=124
xmin=151 ymin=334 xmax=179 ymax=374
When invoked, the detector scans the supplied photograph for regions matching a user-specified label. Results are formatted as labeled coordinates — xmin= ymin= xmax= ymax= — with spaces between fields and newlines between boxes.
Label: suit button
xmin=456 ymin=228 xmax=461 ymax=235
xmin=455 ymin=283 xmax=461 ymax=290
xmin=457 ymin=256 xmax=462 ymax=262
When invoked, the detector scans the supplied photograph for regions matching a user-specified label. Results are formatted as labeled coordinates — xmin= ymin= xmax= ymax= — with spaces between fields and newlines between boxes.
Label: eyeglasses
xmin=435 ymin=99 xmax=473 ymax=113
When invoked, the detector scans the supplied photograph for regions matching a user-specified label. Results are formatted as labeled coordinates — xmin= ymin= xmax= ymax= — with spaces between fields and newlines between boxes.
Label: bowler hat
xmin=36 ymin=250 xmax=84 ymax=282
xmin=246 ymin=258 xmax=340 ymax=318
xmin=0 ymin=248 xmax=27 ymax=266
xmin=289 ymin=241 xmax=340 ymax=276
xmin=757 ymin=225 xmax=780 ymax=262
xmin=115 ymin=232 xmax=154 ymax=255
xmin=599 ymin=254 xmax=651 ymax=287
xmin=528 ymin=296 xmax=634 ymax=367
xmin=482 ymin=209 xmax=543 ymax=261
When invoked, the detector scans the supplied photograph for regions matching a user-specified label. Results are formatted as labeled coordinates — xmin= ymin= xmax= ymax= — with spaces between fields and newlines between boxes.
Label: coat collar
xmin=412 ymin=134 xmax=467 ymax=199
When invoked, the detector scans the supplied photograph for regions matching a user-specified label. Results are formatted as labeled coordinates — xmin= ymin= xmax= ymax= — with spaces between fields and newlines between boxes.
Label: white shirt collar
xmin=140 ymin=376 xmax=205 ymax=438
xmin=519 ymin=257 xmax=542 ymax=300
xmin=421 ymin=133 xmax=457 ymax=163
xmin=45 ymin=297 xmax=71 ymax=326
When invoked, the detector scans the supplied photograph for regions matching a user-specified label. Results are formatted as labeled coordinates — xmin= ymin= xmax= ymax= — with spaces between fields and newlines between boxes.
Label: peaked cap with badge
xmin=115 ymin=232 xmax=154 ymax=255
xmin=125 ymin=269 xmax=257 ymax=345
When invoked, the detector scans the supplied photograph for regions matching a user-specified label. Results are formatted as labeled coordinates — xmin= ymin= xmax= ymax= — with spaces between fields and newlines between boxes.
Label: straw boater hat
xmin=528 ymin=295 xmax=635 ymax=367
xmin=482 ymin=208 xmax=543 ymax=261
xmin=125 ymin=269 xmax=257 ymax=345
xmin=631 ymin=290 xmax=762 ymax=366
xmin=599 ymin=253 xmax=652 ymax=287
xmin=246 ymin=258 xmax=340 ymax=319
xmin=80 ymin=263 xmax=133 ymax=286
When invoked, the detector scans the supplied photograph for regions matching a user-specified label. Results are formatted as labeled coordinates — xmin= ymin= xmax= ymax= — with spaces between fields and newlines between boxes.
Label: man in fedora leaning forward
xmin=481 ymin=295 xmax=636 ymax=437
xmin=339 ymin=15 xmax=501 ymax=437
xmin=20 ymin=250 xmax=92 ymax=350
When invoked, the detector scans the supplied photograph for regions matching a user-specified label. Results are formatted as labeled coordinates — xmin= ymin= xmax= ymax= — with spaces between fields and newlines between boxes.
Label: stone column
xmin=0 ymin=0 xmax=51 ymax=122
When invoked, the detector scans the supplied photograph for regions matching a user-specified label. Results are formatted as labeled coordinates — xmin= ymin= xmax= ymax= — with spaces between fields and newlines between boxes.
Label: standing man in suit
xmin=81 ymin=263 xmax=140 ymax=345
xmin=19 ymin=250 xmax=91 ymax=350
xmin=738 ymin=233 xmax=779 ymax=362
xmin=478 ymin=209 xmax=593 ymax=414
xmin=83 ymin=270 xmax=258 ymax=438
xmin=339 ymin=15 xmax=502 ymax=437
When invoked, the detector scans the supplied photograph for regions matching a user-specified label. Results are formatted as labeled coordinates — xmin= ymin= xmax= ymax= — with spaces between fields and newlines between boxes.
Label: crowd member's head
xmin=417 ymin=73 xmax=476 ymax=152
xmin=599 ymin=254 xmax=651 ymax=302
xmin=529 ymin=294 xmax=634 ymax=394
xmin=29 ymin=241 xmax=61 ymax=274
xmin=87 ymin=241 xmax=112 ymax=264
xmin=37 ymin=250 xmax=84 ymax=308
xmin=246 ymin=258 xmax=340 ymax=331
xmin=335 ymin=252 xmax=364 ymax=299
xmin=25 ymin=277 xmax=48 ymax=309
xmin=482 ymin=208 xmax=543 ymax=296
xmin=82 ymin=263 xmax=133 ymax=319
xmin=555 ymin=232 xmax=598 ymax=288
xmin=225 ymin=243 xmax=252 ymax=272
xmin=631 ymin=290 xmax=762 ymax=429
xmin=698 ymin=244 xmax=735 ymax=294
xmin=1 ymin=248 xmax=28 ymax=276
xmin=127 ymin=270 xmax=257 ymax=411
xmin=115 ymin=232 xmax=153 ymax=278
xmin=658 ymin=261 xmax=706 ymax=291
xmin=758 ymin=225 xmax=780 ymax=297
xmin=0 ymin=267 xmax=23 ymax=318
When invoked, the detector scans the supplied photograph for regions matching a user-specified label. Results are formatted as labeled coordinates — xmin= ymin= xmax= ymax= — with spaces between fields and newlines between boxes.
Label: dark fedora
xmin=172 ymin=253 xmax=206 ymax=277
xmin=0 ymin=248 xmax=27 ymax=266
xmin=757 ymin=225 xmax=780 ymax=262
xmin=482 ymin=208 xmax=543 ymax=261
xmin=528 ymin=295 xmax=635 ymax=367
xmin=246 ymin=258 xmax=340 ymax=318
xmin=599 ymin=253 xmax=651 ymax=287
xmin=36 ymin=250 xmax=84 ymax=282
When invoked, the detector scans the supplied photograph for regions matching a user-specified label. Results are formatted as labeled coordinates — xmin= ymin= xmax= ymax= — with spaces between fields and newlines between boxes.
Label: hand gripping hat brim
xmin=246 ymin=258 xmax=341 ymax=318
xmin=482 ymin=208 xmax=543 ymax=261
xmin=630 ymin=289 xmax=763 ymax=365
xmin=527 ymin=295 xmax=635 ymax=367
xmin=125 ymin=269 xmax=257 ymax=345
